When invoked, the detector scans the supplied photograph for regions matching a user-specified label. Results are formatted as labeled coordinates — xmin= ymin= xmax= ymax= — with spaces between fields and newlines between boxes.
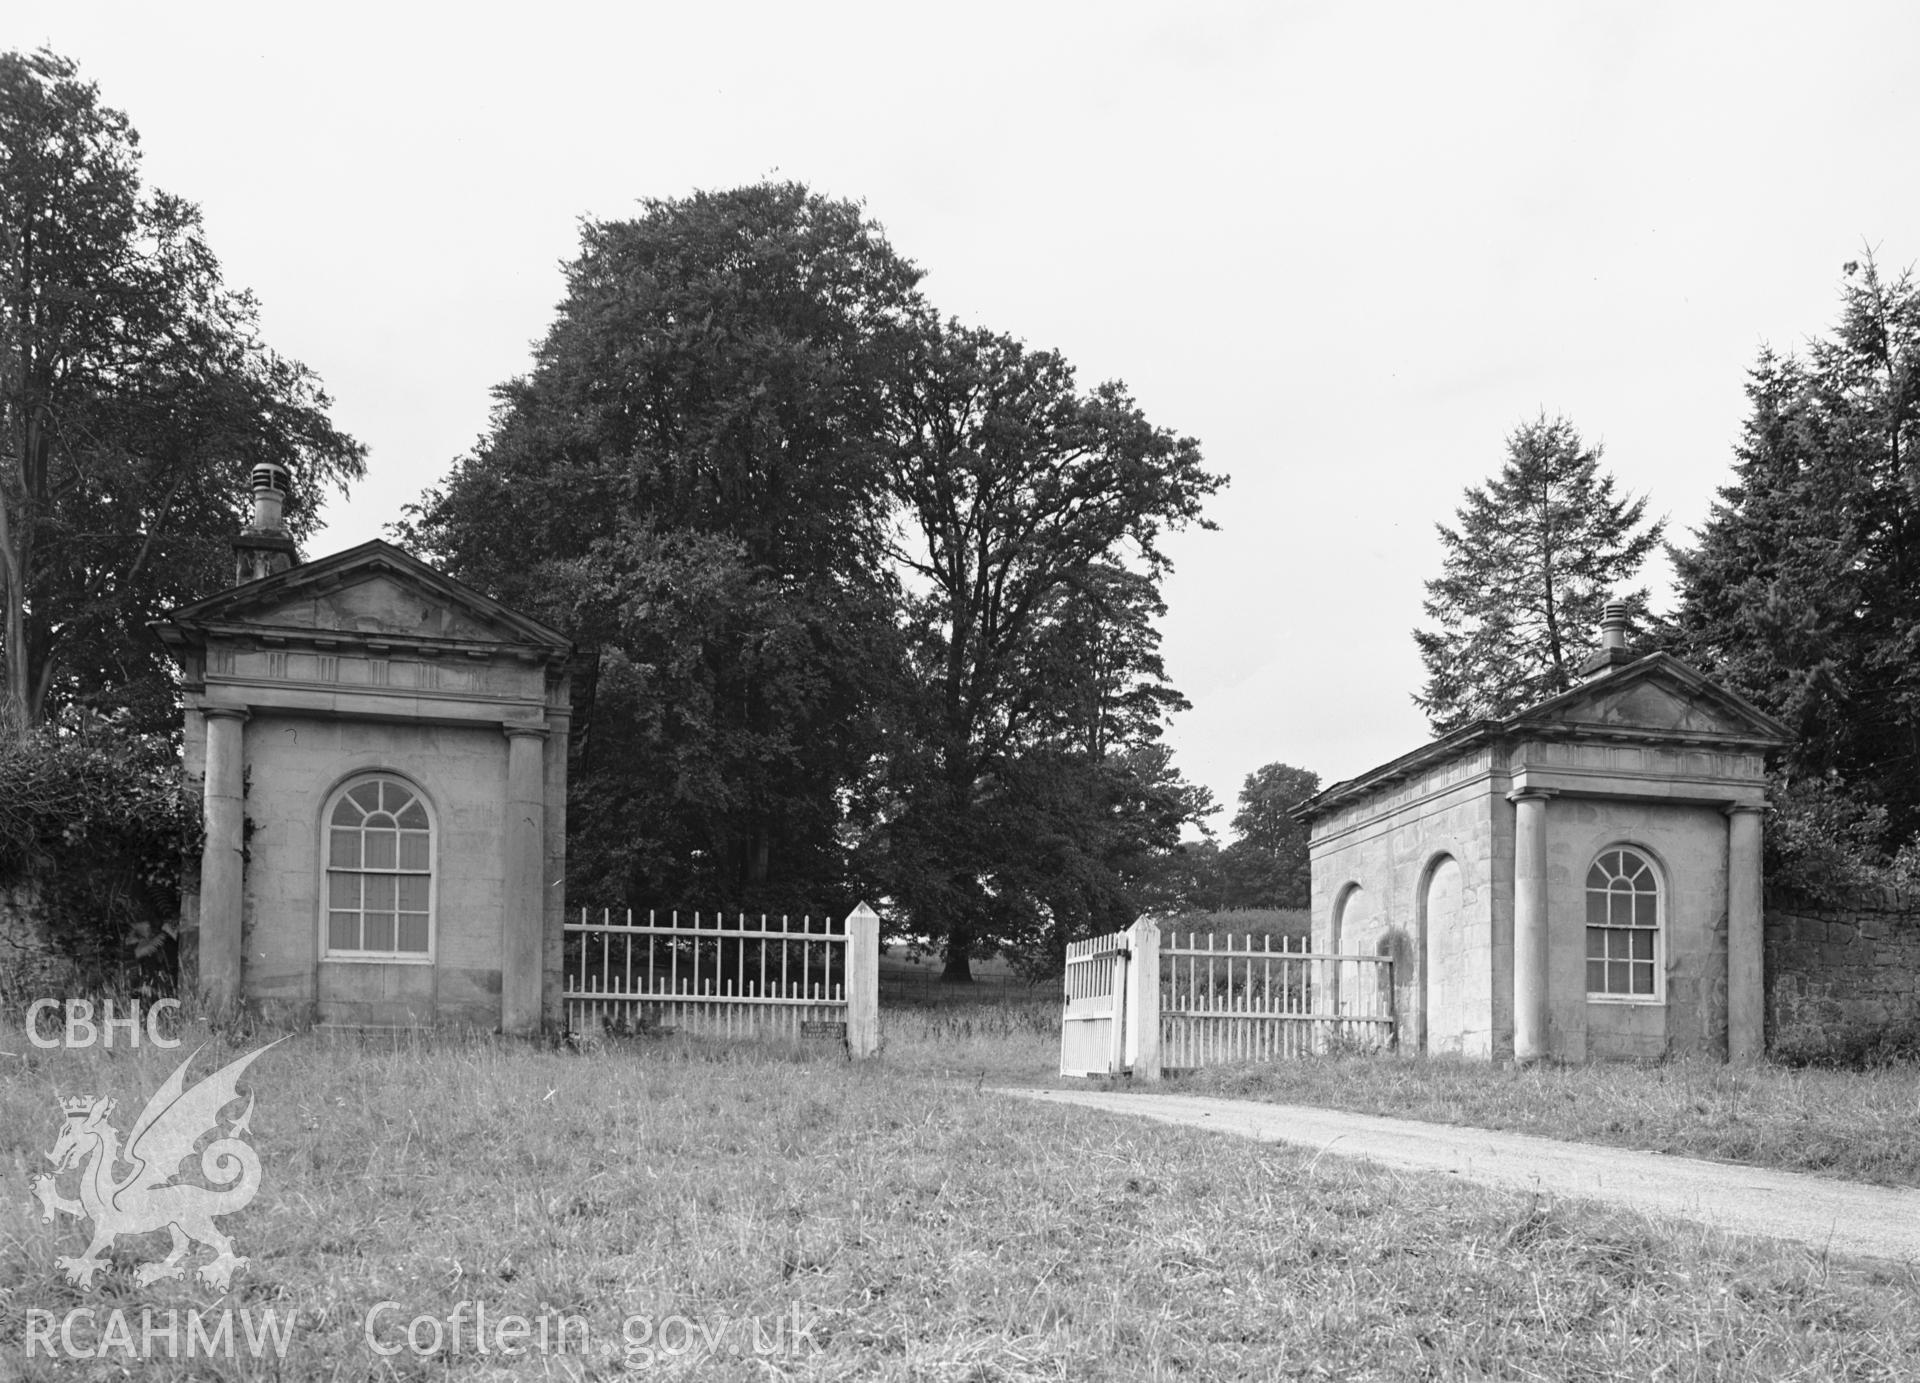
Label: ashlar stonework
xmin=155 ymin=539 xmax=572 ymax=1032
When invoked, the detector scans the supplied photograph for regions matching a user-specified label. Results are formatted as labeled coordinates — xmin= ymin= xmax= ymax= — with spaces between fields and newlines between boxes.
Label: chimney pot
xmin=250 ymin=462 xmax=293 ymax=534
xmin=1600 ymin=599 xmax=1630 ymax=652
xmin=233 ymin=462 xmax=297 ymax=586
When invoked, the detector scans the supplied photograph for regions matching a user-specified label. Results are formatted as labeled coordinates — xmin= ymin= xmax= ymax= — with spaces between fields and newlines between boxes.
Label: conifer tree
xmin=1672 ymin=255 xmax=1920 ymax=851
xmin=1413 ymin=414 xmax=1663 ymax=735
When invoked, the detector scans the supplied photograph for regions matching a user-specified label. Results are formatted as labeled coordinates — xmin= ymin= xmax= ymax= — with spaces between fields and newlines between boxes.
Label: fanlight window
xmin=326 ymin=776 xmax=431 ymax=957
xmin=1585 ymin=847 xmax=1659 ymax=998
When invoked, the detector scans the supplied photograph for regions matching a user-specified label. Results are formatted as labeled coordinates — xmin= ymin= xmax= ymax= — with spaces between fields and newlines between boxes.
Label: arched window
xmin=324 ymin=775 xmax=433 ymax=959
xmin=1585 ymin=847 xmax=1659 ymax=999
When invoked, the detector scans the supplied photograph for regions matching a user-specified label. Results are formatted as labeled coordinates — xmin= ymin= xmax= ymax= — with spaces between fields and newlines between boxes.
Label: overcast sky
xmin=15 ymin=2 xmax=1920 ymax=830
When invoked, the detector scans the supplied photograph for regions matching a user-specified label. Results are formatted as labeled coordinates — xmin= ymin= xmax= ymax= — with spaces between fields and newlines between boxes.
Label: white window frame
xmin=319 ymin=773 xmax=437 ymax=965
xmin=1584 ymin=844 xmax=1663 ymax=1004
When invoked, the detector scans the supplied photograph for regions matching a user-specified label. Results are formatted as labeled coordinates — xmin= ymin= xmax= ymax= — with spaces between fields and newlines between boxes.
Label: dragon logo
xmin=29 ymin=1040 xmax=281 ymax=1292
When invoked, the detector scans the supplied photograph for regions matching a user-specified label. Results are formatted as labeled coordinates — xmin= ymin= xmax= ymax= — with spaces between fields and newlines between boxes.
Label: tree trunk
xmin=0 ymin=491 xmax=29 ymax=740
xmin=2 ymin=388 xmax=52 ymax=739
xmin=941 ymin=911 xmax=975 ymax=984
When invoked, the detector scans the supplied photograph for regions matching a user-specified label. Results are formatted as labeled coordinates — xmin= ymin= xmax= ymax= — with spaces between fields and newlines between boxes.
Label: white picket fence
xmin=1060 ymin=916 xmax=1395 ymax=1079
xmin=564 ymin=903 xmax=880 ymax=1056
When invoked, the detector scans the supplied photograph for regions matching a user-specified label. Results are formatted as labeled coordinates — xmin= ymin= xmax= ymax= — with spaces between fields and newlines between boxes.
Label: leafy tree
xmin=1672 ymin=255 xmax=1920 ymax=854
xmin=1130 ymin=835 xmax=1231 ymax=916
xmin=0 ymin=722 xmax=200 ymax=986
xmin=1217 ymin=761 xmax=1319 ymax=909
xmin=950 ymin=741 xmax=1212 ymax=978
xmin=403 ymin=184 xmax=921 ymax=909
xmin=875 ymin=318 xmax=1223 ymax=978
xmin=1413 ymin=414 xmax=1664 ymax=735
xmin=407 ymin=188 xmax=1223 ymax=956
xmin=0 ymin=50 xmax=364 ymax=736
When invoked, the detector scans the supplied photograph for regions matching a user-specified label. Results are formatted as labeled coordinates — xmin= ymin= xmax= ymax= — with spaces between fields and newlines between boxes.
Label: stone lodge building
xmin=154 ymin=466 xmax=573 ymax=1031
xmin=1295 ymin=606 xmax=1789 ymax=1063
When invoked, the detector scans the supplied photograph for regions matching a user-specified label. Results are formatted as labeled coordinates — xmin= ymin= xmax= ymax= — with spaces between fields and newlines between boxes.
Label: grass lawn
xmin=1 ymin=1005 xmax=1917 ymax=1379
xmin=1164 ymin=1050 xmax=1920 ymax=1189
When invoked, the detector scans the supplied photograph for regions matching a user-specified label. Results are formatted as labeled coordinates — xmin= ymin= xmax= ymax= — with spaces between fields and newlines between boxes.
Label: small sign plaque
xmin=799 ymin=1021 xmax=846 ymax=1040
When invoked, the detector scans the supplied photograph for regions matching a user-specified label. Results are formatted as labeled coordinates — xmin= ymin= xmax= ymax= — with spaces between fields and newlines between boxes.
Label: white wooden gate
xmin=1058 ymin=918 xmax=1396 ymax=1078
xmin=564 ymin=904 xmax=880 ymax=1056
xmin=1160 ymin=930 xmax=1394 ymax=1069
xmin=1059 ymin=929 xmax=1132 ymax=1076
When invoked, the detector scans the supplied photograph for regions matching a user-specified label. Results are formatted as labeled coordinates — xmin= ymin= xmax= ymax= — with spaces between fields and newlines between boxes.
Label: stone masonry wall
xmin=0 ymin=882 xmax=73 ymax=999
xmin=1310 ymin=746 xmax=1506 ymax=1059
xmin=1765 ymin=886 xmax=1920 ymax=1031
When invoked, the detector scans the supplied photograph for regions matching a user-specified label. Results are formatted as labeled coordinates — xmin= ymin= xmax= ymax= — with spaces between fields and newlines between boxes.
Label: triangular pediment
xmin=1298 ymin=652 xmax=1789 ymax=823
xmin=1515 ymin=654 xmax=1788 ymax=742
xmin=236 ymin=570 xmax=503 ymax=640
xmin=156 ymin=540 xmax=569 ymax=655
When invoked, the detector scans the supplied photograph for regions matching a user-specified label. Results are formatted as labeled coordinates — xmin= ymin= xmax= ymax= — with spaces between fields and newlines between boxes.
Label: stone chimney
xmin=1579 ymin=598 xmax=1636 ymax=677
xmin=231 ymin=462 xmax=298 ymax=586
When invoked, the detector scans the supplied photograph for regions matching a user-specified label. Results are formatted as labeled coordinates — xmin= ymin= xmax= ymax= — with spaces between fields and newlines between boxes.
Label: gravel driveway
xmin=1001 ymin=1086 xmax=1920 ymax=1262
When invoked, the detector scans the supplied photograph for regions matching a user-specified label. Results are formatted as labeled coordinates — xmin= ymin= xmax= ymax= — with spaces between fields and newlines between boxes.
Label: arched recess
xmin=1331 ymin=883 xmax=1373 ymax=1017
xmin=1331 ymin=882 xmax=1367 ymax=953
xmin=1420 ymin=854 xmax=1467 ymax=1054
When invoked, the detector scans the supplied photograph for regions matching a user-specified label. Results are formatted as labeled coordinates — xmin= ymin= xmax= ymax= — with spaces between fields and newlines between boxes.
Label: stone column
xmin=501 ymin=726 xmax=547 ymax=1035
xmin=1511 ymin=788 xmax=1553 ymax=1063
xmin=540 ymin=705 xmax=572 ymax=1028
xmin=1726 ymin=804 xmax=1765 ymax=1063
xmin=198 ymin=708 xmax=249 ymax=1017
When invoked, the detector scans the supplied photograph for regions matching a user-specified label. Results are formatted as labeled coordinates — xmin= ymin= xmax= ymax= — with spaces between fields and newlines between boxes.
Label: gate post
xmin=1106 ymin=946 xmax=1131 ymax=1076
xmin=1125 ymin=915 xmax=1162 ymax=1081
xmin=845 ymin=902 xmax=881 ymax=1059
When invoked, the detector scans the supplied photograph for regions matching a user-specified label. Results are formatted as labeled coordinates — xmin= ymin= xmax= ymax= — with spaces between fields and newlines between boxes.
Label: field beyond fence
xmin=878 ymin=956 xmax=1050 ymax=1006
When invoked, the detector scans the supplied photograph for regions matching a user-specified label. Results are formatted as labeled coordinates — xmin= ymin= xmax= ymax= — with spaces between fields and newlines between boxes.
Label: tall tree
xmin=407 ymin=188 xmax=1224 ymax=947
xmin=1413 ymin=413 xmax=1664 ymax=735
xmin=0 ymin=50 xmax=363 ymax=735
xmin=1672 ymin=255 xmax=1920 ymax=851
xmin=1218 ymin=761 xmax=1319 ymax=909
xmin=403 ymin=184 xmax=921 ymax=908
xmin=875 ymin=318 xmax=1223 ymax=978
